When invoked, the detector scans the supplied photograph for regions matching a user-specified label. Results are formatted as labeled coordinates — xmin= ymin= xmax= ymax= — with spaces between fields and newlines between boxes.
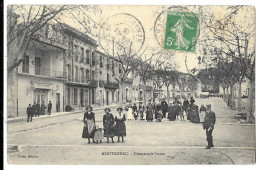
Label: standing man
xmin=27 ymin=104 xmax=33 ymax=122
xmin=183 ymin=97 xmax=189 ymax=115
xmin=48 ymin=101 xmax=52 ymax=115
xmin=32 ymin=102 xmax=37 ymax=117
xmin=203 ymin=104 xmax=216 ymax=149
xmin=36 ymin=102 xmax=40 ymax=117
xmin=161 ymin=99 xmax=168 ymax=118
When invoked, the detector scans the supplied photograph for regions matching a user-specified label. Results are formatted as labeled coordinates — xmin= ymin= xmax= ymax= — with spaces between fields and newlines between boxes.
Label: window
xmin=92 ymin=52 xmax=95 ymax=65
xmin=67 ymin=65 xmax=71 ymax=81
xmin=35 ymin=57 xmax=41 ymax=75
xmin=80 ymin=68 xmax=84 ymax=83
xmin=86 ymin=50 xmax=90 ymax=64
xmin=80 ymin=47 xmax=84 ymax=63
xmin=107 ymin=59 xmax=110 ymax=70
xmin=112 ymin=61 xmax=114 ymax=72
xmin=100 ymin=55 xmax=103 ymax=67
xmin=107 ymin=73 xmax=110 ymax=82
xmin=86 ymin=69 xmax=89 ymax=79
xmin=22 ymin=55 xmax=29 ymax=73
xmin=92 ymin=71 xmax=95 ymax=80
xmin=112 ymin=91 xmax=115 ymax=103
xmin=74 ymin=45 xmax=78 ymax=62
xmin=74 ymin=88 xmax=77 ymax=105
xmin=75 ymin=67 xmax=79 ymax=82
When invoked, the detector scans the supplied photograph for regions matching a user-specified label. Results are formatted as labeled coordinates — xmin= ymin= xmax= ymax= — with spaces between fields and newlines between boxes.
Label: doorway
xmin=56 ymin=93 xmax=60 ymax=112
xmin=106 ymin=91 xmax=109 ymax=105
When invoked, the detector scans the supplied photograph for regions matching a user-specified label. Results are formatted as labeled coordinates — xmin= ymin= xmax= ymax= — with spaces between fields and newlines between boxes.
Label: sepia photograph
xmin=4 ymin=1 xmax=256 ymax=165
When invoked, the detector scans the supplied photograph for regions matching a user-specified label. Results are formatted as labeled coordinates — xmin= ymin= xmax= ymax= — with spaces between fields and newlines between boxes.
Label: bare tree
xmin=198 ymin=6 xmax=255 ymax=121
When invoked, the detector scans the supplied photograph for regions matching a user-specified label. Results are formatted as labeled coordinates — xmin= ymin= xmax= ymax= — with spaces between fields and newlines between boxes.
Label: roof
xmin=60 ymin=23 xmax=98 ymax=47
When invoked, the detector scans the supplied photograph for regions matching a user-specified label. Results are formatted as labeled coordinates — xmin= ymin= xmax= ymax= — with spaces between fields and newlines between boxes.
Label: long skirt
xmin=116 ymin=121 xmax=126 ymax=136
xmin=104 ymin=123 xmax=116 ymax=138
xmin=127 ymin=108 xmax=134 ymax=120
xmin=82 ymin=119 xmax=95 ymax=138
xmin=146 ymin=110 xmax=153 ymax=121
xmin=199 ymin=111 xmax=206 ymax=123
xmin=191 ymin=110 xmax=200 ymax=123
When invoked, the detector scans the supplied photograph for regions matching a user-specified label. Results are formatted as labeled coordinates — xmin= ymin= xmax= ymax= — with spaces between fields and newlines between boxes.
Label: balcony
xmin=145 ymin=85 xmax=153 ymax=91
xmin=66 ymin=77 xmax=98 ymax=87
xmin=19 ymin=68 xmax=66 ymax=80
xmin=99 ymin=80 xmax=119 ymax=89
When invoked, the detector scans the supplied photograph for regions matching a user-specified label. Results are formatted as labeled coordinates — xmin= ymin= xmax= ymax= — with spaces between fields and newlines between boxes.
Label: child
xmin=139 ymin=105 xmax=144 ymax=120
xmin=94 ymin=125 xmax=104 ymax=143
xmin=179 ymin=104 xmax=185 ymax=121
xmin=156 ymin=109 xmax=163 ymax=122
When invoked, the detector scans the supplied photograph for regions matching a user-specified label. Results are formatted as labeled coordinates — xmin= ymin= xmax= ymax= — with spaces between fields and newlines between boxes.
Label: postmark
xmin=99 ymin=13 xmax=145 ymax=56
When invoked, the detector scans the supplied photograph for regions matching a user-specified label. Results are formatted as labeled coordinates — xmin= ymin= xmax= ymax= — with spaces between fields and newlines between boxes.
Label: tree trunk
xmin=143 ymin=84 xmax=147 ymax=108
xmin=159 ymin=86 xmax=162 ymax=101
xmin=223 ymin=87 xmax=226 ymax=101
xmin=119 ymin=81 xmax=123 ymax=107
xmin=247 ymin=80 xmax=255 ymax=123
xmin=230 ymin=84 xmax=235 ymax=109
xmin=166 ymin=85 xmax=170 ymax=104
xmin=226 ymin=86 xmax=230 ymax=105
xmin=237 ymin=80 xmax=242 ymax=111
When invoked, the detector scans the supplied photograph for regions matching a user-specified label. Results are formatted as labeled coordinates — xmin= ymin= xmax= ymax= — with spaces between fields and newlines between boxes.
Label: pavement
xmin=6 ymin=97 xmax=256 ymax=165
xmin=6 ymin=104 xmax=119 ymax=123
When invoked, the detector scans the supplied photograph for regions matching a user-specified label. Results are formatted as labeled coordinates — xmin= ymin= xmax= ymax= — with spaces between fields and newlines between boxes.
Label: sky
xmin=13 ymin=5 xmax=255 ymax=74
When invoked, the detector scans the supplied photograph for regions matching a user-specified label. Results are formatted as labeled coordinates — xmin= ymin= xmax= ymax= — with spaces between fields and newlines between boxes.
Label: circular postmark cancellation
xmin=154 ymin=6 xmax=200 ymax=53
xmin=99 ymin=13 xmax=145 ymax=56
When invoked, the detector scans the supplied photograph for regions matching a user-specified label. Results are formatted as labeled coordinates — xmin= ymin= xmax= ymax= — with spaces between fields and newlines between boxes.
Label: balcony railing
xmin=99 ymin=80 xmax=119 ymax=89
xmin=67 ymin=77 xmax=98 ymax=87
xmin=145 ymin=85 xmax=153 ymax=91
xmin=28 ymin=68 xmax=66 ymax=79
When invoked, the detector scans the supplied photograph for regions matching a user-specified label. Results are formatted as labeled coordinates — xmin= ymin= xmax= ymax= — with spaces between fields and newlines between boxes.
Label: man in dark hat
xmin=203 ymin=104 xmax=216 ymax=149
xmin=27 ymin=104 xmax=33 ymax=122
xmin=161 ymin=99 xmax=168 ymax=118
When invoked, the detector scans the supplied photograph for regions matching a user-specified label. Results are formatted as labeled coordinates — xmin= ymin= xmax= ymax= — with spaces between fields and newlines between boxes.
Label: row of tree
xmin=197 ymin=6 xmax=255 ymax=122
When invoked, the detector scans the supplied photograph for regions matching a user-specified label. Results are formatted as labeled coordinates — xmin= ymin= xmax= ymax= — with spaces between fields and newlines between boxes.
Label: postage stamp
xmin=164 ymin=11 xmax=199 ymax=52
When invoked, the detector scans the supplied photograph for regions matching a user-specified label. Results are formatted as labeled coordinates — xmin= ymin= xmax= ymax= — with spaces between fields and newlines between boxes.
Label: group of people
xmin=26 ymin=101 xmax=52 ymax=122
xmin=81 ymin=98 xmax=216 ymax=149
xmin=82 ymin=106 xmax=126 ymax=144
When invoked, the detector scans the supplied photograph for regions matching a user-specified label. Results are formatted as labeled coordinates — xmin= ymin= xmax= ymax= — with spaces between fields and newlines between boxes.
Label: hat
xmin=104 ymin=108 xmax=111 ymax=112
xmin=86 ymin=105 xmax=93 ymax=111
xmin=117 ymin=107 xmax=123 ymax=111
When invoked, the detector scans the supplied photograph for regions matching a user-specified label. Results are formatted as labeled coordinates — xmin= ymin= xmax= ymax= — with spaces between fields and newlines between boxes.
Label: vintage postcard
xmin=5 ymin=4 xmax=255 ymax=165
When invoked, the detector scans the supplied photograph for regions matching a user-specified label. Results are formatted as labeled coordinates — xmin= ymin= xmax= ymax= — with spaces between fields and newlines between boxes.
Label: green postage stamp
xmin=164 ymin=11 xmax=199 ymax=52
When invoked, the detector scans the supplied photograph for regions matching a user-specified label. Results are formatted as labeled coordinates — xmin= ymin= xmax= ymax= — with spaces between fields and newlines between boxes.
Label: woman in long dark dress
xmin=82 ymin=105 xmax=96 ymax=144
xmin=168 ymin=103 xmax=175 ymax=121
xmin=103 ymin=108 xmax=115 ymax=143
xmin=115 ymin=107 xmax=126 ymax=142
xmin=146 ymin=100 xmax=153 ymax=122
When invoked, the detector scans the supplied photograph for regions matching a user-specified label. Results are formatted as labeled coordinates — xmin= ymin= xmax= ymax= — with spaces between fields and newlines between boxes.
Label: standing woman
xmin=82 ymin=105 xmax=96 ymax=144
xmin=146 ymin=100 xmax=153 ymax=122
xmin=115 ymin=107 xmax=126 ymax=142
xmin=103 ymin=108 xmax=115 ymax=143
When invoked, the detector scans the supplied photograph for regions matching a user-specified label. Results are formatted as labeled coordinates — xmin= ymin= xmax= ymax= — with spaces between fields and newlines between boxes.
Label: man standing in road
xmin=203 ymin=104 xmax=216 ymax=149
xmin=27 ymin=104 xmax=33 ymax=122
xmin=48 ymin=101 xmax=52 ymax=115
xmin=183 ymin=97 xmax=189 ymax=115
xmin=161 ymin=99 xmax=168 ymax=118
